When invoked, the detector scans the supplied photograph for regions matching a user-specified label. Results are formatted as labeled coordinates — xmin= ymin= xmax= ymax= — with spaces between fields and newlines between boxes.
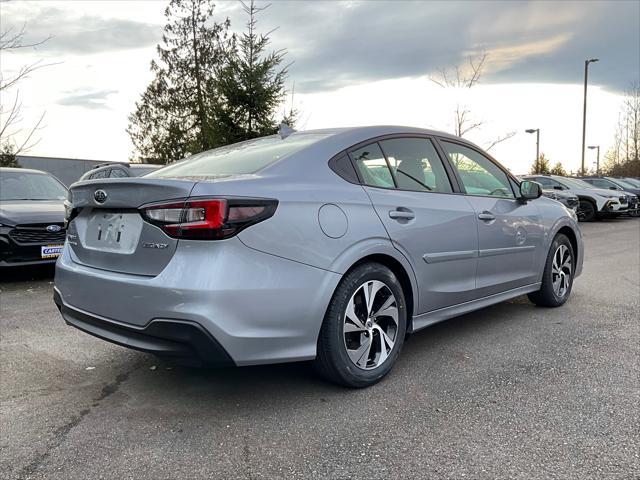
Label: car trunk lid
xmin=67 ymin=178 xmax=196 ymax=276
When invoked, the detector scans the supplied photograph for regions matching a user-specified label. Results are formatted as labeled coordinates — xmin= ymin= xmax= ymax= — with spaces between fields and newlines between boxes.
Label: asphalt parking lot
xmin=1 ymin=219 xmax=639 ymax=480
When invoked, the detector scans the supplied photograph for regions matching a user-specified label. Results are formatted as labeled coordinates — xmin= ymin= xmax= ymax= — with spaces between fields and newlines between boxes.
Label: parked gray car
xmin=54 ymin=126 xmax=583 ymax=387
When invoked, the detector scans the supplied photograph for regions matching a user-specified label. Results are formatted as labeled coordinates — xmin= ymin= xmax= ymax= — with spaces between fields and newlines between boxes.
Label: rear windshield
xmin=0 ymin=171 xmax=67 ymax=201
xmin=131 ymin=166 xmax=160 ymax=176
xmin=148 ymin=134 xmax=330 ymax=178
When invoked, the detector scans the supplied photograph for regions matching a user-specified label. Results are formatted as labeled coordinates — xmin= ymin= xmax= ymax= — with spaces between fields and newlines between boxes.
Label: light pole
xmin=588 ymin=145 xmax=600 ymax=175
xmin=581 ymin=58 xmax=599 ymax=175
xmin=526 ymin=128 xmax=540 ymax=172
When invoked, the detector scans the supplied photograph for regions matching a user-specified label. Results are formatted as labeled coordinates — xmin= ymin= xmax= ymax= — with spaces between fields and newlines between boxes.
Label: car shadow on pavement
xmin=122 ymin=296 xmax=536 ymax=402
xmin=0 ymin=264 xmax=55 ymax=283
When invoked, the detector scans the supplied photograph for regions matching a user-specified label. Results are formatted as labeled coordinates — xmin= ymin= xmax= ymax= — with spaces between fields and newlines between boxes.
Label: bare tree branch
xmin=15 ymin=111 xmax=46 ymax=155
xmin=484 ymin=131 xmax=516 ymax=151
xmin=0 ymin=22 xmax=52 ymax=157
xmin=430 ymin=51 xmax=513 ymax=150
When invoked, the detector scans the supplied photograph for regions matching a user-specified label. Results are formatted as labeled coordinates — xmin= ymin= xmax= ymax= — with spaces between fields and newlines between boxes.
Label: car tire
xmin=577 ymin=199 xmax=596 ymax=222
xmin=528 ymin=234 xmax=575 ymax=308
xmin=314 ymin=262 xmax=407 ymax=388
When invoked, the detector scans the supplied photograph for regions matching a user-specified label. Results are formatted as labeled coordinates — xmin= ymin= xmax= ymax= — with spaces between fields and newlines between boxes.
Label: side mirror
xmin=552 ymin=185 xmax=564 ymax=190
xmin=520 ymin=180 xmax=543 ymax=202
xmin=609 ymin=186 xmax=618 ymax=190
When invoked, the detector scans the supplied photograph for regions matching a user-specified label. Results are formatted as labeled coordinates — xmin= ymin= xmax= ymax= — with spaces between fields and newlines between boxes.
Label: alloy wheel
xmin=343 ymin=280 xmax=399 ymax=370
xmin=552 ymin=244 xmax=572 ymax=298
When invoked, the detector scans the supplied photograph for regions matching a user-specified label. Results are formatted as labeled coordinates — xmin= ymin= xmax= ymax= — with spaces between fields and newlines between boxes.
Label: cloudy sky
xmin=1 ymin=0 xmax=638 ymax=174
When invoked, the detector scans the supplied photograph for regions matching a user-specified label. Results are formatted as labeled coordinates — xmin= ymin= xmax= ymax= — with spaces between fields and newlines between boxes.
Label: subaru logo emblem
xmin=94 ymin=189 xmax=107 ymax=204
xmin=46 ymin=225 xmax=62 ymax=233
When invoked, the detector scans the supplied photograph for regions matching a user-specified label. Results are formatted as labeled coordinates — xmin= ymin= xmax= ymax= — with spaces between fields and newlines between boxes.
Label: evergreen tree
xmin=529 ymin=153 xmax=551 ymax=174
xmin=0 ymin=143 xmax=20 ymax=168
xmin=214 ymin=0 xmax=290 ymax=145
xmin=127 ymin=0 xmax=230 ymax=163
xmin=549 ymin=161 xmax=567 ymax=176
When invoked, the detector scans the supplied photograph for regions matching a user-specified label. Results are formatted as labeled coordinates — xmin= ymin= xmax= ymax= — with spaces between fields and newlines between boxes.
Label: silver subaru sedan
xmin=54 ymin=126 xmax=583 ymax=387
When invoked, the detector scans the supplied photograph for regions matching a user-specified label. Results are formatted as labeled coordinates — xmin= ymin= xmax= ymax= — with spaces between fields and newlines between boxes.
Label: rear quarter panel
xmin=189 ymin=164 xmax=421 ymax=313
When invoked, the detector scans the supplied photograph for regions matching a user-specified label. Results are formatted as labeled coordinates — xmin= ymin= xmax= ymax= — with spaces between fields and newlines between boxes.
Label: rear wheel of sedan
xmin=528 ymin=234 xmax=574 ymax=307
xmin=577 ymin=199 xmax=596 ymax=222
xmin=314 ymin=263 xmax=407 ymax=388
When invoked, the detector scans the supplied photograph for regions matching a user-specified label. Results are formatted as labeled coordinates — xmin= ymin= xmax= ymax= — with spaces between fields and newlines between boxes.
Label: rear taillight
xmin=139 ymin=197 xmax=278 ymax=240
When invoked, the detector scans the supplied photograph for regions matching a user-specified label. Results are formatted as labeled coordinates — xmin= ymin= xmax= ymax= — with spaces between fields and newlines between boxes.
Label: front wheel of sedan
xmin=528 ymin=234 xmax=574 ymax=308
xmin=314 ymin=263 xmax=407 ymax=388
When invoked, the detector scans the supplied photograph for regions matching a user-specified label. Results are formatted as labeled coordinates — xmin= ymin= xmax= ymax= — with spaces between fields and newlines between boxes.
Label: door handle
xmin=478 ymin=211 xmax=496 ymax=221
xmin=389 ymin=209 xmax=415 ymax=220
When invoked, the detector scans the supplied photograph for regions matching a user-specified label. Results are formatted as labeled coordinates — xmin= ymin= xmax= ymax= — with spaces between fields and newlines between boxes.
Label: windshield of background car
xmin=612 ymin=178 xmax=638 ymax=189
xmin=148 ymin=133 xmax=331 ymax=178
xmin=623 ymin=178 xmax=640 ymax=187
xmin=559 ymin=177 xmax=596 ymax=189
xmin=0 ymin=171 xmax=67 ymax=201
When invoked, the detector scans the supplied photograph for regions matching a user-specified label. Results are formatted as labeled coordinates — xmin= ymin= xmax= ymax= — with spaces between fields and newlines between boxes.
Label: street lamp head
xmin=587 ymin=58 xmax=599 ymax=64
xmin=525 ymin=129 xmax=538 ymax=134
xmin=588 ymin=145 xmax=598 ymax=149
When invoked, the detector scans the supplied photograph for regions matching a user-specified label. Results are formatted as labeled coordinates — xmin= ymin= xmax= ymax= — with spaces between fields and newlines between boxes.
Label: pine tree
xmin=214 ymin=0 xmax=290 ymax=145
xmin=549 ymin=161 xmax=567 ymax=176
xmin=127 ymin=0 xmax=230 ymax=163
xmin=529 ymin=153 xmax=551 ymax=174
xmin=0 ymin=143 xmax=20 ymax=168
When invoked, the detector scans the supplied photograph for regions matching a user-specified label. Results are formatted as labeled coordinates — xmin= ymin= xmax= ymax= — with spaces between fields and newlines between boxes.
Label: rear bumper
xmin=53 ymin=288 xmax=234 ymax=367
xmin=54 ymin=237 xmax=341 ymax=366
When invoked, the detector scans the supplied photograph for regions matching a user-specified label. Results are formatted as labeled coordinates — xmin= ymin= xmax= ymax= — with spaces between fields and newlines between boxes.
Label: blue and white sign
xmin=41 ymin=245 xmax=64 ymax=259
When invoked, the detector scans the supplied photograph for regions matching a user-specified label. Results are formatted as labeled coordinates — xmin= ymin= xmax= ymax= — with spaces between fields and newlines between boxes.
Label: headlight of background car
xmin=567 ymin=207 xmax=578 ymax=221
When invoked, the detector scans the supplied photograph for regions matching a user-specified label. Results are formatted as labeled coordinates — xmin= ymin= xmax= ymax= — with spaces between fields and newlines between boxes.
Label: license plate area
xmin=83 ymin=210 xmax=143 ymax=254
xmin=41 ymin=245 xmax=63 ymax=258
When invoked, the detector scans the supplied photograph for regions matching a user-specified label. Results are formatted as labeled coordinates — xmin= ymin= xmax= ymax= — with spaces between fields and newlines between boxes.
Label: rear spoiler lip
xmin=68 ymin=178 xmax=199 ymax=209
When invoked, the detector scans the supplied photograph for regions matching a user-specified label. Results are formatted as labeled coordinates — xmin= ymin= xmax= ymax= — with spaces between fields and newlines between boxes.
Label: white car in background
xmin=523 ymin=175 xmax=628 ymax=222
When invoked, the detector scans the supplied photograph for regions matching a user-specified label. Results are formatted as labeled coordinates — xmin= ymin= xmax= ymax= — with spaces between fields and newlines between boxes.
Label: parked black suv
xmin=0 ymin=168 xmax=68 ymax=267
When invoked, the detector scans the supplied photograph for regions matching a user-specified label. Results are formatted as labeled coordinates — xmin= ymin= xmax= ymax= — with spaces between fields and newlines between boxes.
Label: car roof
xmin=130 ymin=163 xmax=161 ymax=169
xmin=0 ymin=167 xmax=50 ymax=175
xmin=297 ymin=125 xmax=461 ymax=142
xmin=260 ymin=125 xmax=506 ymax=177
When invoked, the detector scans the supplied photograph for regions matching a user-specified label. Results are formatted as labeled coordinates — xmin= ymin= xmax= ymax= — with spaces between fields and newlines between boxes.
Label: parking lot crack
xmin=15 ymin=363 xmax=142 ymax=480
xmin=242 ymin=434 xmax=256 ymax=480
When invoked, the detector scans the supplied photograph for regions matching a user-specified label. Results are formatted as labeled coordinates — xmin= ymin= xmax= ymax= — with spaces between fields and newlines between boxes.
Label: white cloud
xmin=0 ymin=0 xmax=633 ymax=169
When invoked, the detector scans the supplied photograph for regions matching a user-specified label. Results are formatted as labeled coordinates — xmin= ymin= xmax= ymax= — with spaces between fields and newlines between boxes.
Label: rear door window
xmin=379 ymin=137 xmax=452 ymax=193
xmin=90 ymin=169 xmax=109 ymax=180
xmin=351 ymin=143 xmax=395 ymax=188
xmin=109 ymin=168 xmax=129 ymax=178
